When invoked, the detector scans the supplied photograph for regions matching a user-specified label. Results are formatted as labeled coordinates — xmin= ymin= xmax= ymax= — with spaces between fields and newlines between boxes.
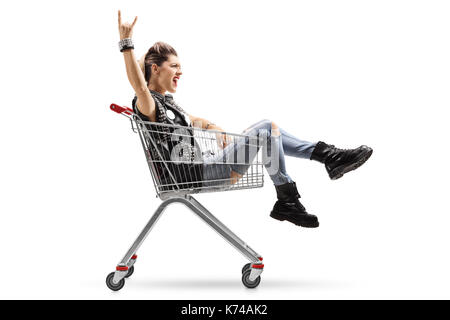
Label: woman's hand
xmin=215 ymin=131 xmax=232 ymax=149
xmin=205 ymin=123 xmax=231 ymax=149
xmin=118 ymin=10 xmax=138 ymax=40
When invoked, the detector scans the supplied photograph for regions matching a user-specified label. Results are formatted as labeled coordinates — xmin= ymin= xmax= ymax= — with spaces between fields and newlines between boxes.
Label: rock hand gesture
xmin=118 ymin=10 xmax=137 ymax=40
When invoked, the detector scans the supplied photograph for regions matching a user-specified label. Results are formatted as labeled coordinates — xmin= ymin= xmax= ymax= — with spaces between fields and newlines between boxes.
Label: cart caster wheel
xmin=124 ymin=265 xmax=134 ymax=279
xmin=242 ymin=263 xmax=251 ymax=274
xmin=106 ymin=272 xmax=125 ymax=291
xmin=242 ymin=269 xmax=261 ymax=289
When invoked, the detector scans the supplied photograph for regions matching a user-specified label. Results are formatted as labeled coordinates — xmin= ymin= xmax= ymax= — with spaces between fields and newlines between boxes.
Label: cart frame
xmin=106 ymin=103 xmax=265 ymax=291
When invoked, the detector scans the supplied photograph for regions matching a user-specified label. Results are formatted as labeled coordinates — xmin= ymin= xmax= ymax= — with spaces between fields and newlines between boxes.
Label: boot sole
xmin=270 ymin=211 xmax=320 ymax=228
xmin=329 ymin=147 xmax=373 ymax=180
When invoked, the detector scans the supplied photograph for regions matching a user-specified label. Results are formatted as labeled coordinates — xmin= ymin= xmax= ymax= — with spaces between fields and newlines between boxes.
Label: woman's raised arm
xmin=118 ymin=10 xmax=156 ymax=121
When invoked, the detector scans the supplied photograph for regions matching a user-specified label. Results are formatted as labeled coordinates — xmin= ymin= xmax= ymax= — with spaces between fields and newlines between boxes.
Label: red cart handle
xmin=110 ymin=103 xmax=134 ymax=115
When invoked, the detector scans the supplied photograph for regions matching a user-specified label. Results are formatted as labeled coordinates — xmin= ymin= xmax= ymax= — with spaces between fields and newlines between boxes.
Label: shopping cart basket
xmin=106 ymin=103 xmax=266 ymax=291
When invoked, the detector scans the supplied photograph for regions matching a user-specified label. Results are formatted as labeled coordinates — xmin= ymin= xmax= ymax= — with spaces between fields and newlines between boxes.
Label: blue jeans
xmin=202 ymin=119 xmax=317 ymax=186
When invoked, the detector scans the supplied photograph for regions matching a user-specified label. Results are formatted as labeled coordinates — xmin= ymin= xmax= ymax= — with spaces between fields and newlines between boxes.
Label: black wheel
xmin=242 ymin=263 xmax=251 ymax=274
xmin=242 ymin=269 xmax=261 ymax=289
xmin=124 ymin=265 xmax=134 ymax=278
xmin=106 ymin=272 xmax=125 ymax=291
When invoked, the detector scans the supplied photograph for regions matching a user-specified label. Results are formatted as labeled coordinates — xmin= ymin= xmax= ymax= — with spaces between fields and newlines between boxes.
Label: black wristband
xmin=120 ymin=46 xmax=134 ymax=52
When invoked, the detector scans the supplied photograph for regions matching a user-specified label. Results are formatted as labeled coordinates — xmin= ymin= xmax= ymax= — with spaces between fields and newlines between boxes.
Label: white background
xmin=1 ymin=0 xmax=449 ymax=299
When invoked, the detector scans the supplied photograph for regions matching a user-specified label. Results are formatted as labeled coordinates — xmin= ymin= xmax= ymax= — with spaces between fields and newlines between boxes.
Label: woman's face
xmin=153 ymin=54 xmax=182 ymax=93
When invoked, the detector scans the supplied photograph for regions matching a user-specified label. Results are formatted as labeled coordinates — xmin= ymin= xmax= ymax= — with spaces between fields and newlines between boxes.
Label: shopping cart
xmin=106 ymin=103 xmax=266 ymax=291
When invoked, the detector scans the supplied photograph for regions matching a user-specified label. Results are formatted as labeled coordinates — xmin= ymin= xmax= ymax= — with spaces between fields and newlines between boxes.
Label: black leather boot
xmin=310 ymin=141 xmax=373 ymax=180
xmin=270 ymin=182 xmax=319 ymax=228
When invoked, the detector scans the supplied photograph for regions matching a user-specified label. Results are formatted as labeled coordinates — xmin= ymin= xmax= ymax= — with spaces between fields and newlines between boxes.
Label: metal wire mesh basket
xmin=110 ymin=104 xmax=264 ymax=199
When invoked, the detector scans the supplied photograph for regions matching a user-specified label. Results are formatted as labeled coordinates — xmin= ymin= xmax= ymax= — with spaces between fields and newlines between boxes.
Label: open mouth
xmin=172 ymin=77 xmax=179 ymax=87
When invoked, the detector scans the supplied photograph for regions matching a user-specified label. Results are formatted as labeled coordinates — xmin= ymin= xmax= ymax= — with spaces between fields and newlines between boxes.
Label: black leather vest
xmin=132 ymin=90 xmax=203 ymax=191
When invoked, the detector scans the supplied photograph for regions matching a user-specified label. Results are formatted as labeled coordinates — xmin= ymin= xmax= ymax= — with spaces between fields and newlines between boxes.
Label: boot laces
xmin=328 ymin=146 xmax=356 ymax=162
xmin=333 ymin=146 xmax=352 ymax=153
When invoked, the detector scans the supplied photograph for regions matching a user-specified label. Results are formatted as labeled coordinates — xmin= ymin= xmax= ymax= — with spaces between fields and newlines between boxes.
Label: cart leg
xmin=182 ymin=196 xmax=263 ymax=264
xmin=188 ymin=196 xmax=263 ymax=260
xmin=127 ymin=254 xmax=138 ymax=268
xmin=112 ymin=199 xmax=173 ymax=284
xmin=108 ymin=196 xmax=264 ymax=289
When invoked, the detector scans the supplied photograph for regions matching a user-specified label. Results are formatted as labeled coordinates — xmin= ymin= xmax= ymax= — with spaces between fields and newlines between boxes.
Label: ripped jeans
xmin=202 ymin=119 xmax=317 ymax=186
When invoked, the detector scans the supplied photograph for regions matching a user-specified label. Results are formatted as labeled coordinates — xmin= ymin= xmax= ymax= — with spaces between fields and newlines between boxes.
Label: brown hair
xmin=141 ymin=42 xmax=178 ymax=83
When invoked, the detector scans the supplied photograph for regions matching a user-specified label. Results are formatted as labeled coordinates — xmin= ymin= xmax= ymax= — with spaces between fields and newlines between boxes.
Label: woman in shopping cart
xmin=117 ymin=11 xmax=372 ymax=229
